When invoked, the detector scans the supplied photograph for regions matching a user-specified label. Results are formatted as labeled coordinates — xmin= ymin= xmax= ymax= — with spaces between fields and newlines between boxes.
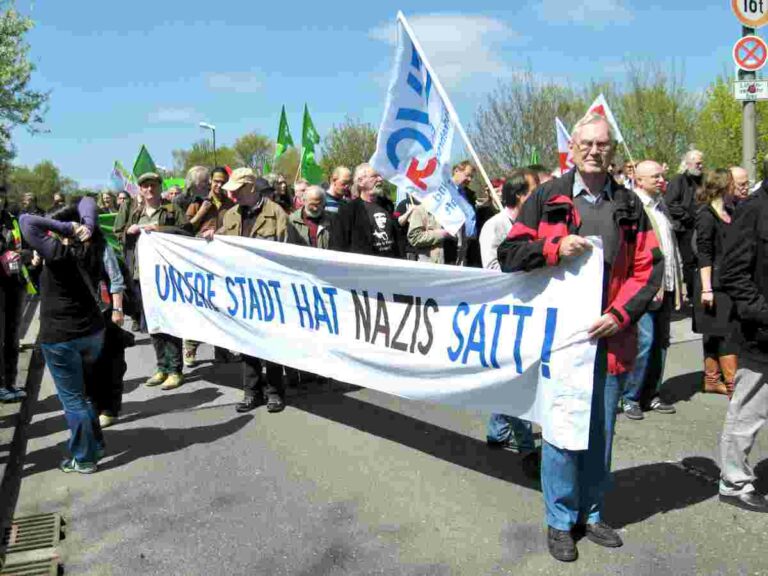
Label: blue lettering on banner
xmin=540 ymin=308 xmax=558 ymax=379
xmin=512 ymin=305 xmax=533 ymax=375
xmin=447 ymin=302 xmax=470 ymax=362
xmin=155 ymin=264 xmax=216 ymax=310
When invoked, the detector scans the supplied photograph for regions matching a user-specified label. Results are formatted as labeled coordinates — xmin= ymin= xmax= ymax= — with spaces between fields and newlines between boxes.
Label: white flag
xmin=370 ymin=13 xmax=476 ymax=236
xmin=555 ymin=117 xmax=574 ymax=173
xmin=587 ymin=93 xmax=625 ymax=143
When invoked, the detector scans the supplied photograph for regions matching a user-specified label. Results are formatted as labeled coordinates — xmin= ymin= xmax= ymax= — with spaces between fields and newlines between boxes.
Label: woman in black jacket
xmin=693 ymin=169 xmax=739 ymax=397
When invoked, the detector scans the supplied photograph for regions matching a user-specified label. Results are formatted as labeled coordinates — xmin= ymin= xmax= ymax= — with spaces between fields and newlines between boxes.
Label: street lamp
xmin=199 ymin=121 xmax=217 ymax=166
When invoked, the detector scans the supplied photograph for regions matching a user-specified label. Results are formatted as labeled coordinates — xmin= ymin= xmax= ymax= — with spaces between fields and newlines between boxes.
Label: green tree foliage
xmin=0 ymin=2 xmax=49 ymax=178
xmin=172 ymin=139 xmax=239 ymax=173
xmin=693 ymin=76 xmax=751 ymax=171
xmin=7 ymin=160 xmax=75 ymax=208
xmin=233 ymin=132 xmax=274 ymax=171
xmin=272 ymin=148 xmax=300 ymax=182
xmin=319 ymin=117 xmax=377 ymax=177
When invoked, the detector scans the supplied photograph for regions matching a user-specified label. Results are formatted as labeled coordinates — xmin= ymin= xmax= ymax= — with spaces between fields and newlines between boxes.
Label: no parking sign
xmin=733 ymin=35 xmax=768 ymax=71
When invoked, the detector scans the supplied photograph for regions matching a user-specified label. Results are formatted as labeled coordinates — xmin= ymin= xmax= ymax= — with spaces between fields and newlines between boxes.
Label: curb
xmin=0 ymin=299 xmax=43 ymax=570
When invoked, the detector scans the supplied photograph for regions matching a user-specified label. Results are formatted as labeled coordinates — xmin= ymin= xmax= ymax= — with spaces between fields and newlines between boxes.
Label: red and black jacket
xmin=497 ymin=170 xmax=663 ymax=375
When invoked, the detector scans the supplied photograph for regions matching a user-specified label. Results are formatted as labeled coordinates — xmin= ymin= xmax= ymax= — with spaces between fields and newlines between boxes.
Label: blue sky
xmin=11 ymin=0 xmax=743 ymax=188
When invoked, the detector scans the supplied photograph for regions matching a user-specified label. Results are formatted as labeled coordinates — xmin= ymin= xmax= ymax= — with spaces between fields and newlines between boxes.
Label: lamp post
xmin=199 ymin=121 xmax=217 ymax=166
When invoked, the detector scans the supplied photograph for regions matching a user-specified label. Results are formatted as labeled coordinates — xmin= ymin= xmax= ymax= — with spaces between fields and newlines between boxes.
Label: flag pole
xmin=397 ymin=11 xmax=502 ymax=212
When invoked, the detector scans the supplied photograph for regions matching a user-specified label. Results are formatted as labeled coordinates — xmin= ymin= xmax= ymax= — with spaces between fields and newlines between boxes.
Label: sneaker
xmin=95 ymin=447 xmax=105 ymax=462
xmin=623 ymin=402 xmax=644 ymax=420
xmin=719 ymin=492 xmax=768 ymax=513
xmin=59 ymin=457 xmax=97 ymax=474
xmin=265 ymin=393 xmax=285 ymax=413
xmin=183 ymin=348 xmax=197 ymax=368
xmin=160 ymin=373 xmax=184 ymax=390
xmin=0 ymin=386 xmax=23 ymax=403
xmin=649 ymin=397 xmax=676 ymax=414
xmin=547 ymin=527 xmax=577 ymax=562
xmin=235 ymin=395 xmax=261 ymax=413
xmin=130 ymin=319 xmax=141 ymax=332
xmin=99 ymin=413 xmax=117 ymax=428
xmin=145 ymin=372 xmax=168 ymax=387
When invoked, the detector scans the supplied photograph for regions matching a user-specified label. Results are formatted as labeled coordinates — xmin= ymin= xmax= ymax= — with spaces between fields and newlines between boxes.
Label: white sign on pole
xmin=735 ymin=80 xmax=768 ymax=100
xmin=733 ymin=0 xmax=768 ymax=28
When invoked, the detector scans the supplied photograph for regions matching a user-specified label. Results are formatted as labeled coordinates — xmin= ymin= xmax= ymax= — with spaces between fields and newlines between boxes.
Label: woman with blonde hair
xmin=693 ymin=168 xmax=740 ymax=397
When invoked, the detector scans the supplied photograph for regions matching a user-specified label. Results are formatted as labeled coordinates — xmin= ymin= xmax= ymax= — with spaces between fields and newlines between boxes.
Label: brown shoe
xmin=703 ymin=357 xmax=728 ymax=395
xmin=720 ymin=355 xmax=738 ymax=400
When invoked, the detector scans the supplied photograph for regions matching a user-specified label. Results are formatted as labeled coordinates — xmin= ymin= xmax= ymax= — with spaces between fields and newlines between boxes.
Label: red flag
xmin=587 ymin=94 xmax=625 ymax=143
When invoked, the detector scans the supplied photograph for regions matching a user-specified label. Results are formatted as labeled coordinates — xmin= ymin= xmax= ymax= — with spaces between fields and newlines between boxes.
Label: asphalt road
xmin=12 ymin=321 xmax=768 ymax=575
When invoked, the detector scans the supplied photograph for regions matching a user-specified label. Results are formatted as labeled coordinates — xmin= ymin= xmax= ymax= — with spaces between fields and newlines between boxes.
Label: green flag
xmin=274 ymin=106 xmax=294 ymax=163
xmin=300 ymin=104 xmax=324 ymax=184
xmin=529 ymin=147 xmax=540 ymax=165
xmin=163 ymin=178 xmax=185 ymax=191
xmin=98 ymin=213 xmax=122 ymax=257
xmin=132 ymin=145 xmax=157 ymax=178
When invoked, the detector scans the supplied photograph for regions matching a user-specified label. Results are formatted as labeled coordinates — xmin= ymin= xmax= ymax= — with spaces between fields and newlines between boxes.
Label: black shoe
xmin=235 ymin=395 xmax=261 ymax=413
xmin=131 ymin=319 xmax=141 ymax=332
xmin=719 ymin=492 xmax=768 ymax=512
xmin=584 ymin=521 xmax=623 ymax=548
xmin=547 ymin=527 xmax=577 ymax=562
xmin=623 ymin=402 xmax=644 ymax=420
xmin=266 ymin=393 xmax=285 ymax=413
xmin=649 ymin=397 xmax=676 ymax=414
xmin=521 ymin=451 xmax=541 ymax=480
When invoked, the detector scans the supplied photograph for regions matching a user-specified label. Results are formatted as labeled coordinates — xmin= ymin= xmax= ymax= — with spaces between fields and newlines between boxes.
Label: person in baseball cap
xmin=136 ymin=172 xmax=162 ymax=186
xmin=222 ymin=167 xmax=258 ymax=193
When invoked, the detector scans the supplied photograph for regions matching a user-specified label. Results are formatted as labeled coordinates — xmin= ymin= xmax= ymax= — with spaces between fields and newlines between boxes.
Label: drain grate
xmin=2 ymin=514 xmax=62 ymax=554
xmin=0 ymin=557 xmax=59 ymax=576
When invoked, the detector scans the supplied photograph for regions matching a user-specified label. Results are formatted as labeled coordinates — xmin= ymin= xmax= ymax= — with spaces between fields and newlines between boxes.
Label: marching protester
xmin=20 ymin=192 xmax=44 ymax=216
xmin=174 ymin=166 xmax=209 ymax=213
xmin=666 ymin=150 xmax=704 ymax=302
xmin=498 ymin=114 xmax=663 ymax=562
xmin=449 ymin=161 xmax=479 ymax=267
xmin=292 ymin=179 xmax=309 ymax=211
xmin=407 ymin=198 xmax=452 ymax=264
xmin=0 ymin=184 xmax=32 ymax=402
xmin=119 ymin=172 xmax=191 ymax=391
xmin=287 ymin=185 xmax=333 ymax=249
xmin=273 ymin=174 xmax=294 ymax=213
xmin=718 ymin=171 xmax=768 ymax=513
xmin=116 ymin=191 xmax=131 ymax=211
xmin=98 ymin=191 xmax=117 ymax=214
xmin=326 ymin=166 xmax=352 ymax=214
xmin=164 ymin=185 xmax=181 ymax=203
xmin=329 ymin=163 xmax=402 ymax=258
xmin=20 ymin=197 xmax=106 ymax=473
xmin=183 ymin=166 xmax=234 ymax=367
xmin=729 ymin=166 xmax=750 ymax=205
xmin=479 ymin=170 xmax=537 ymax=460
xmin=51 ymin=192 xmax=67 ymax=211
xmin=620 ymin=160 xmax=681 ymax=419
xmin=693 ymin=169 xmax=740 ymax=398
xmin=394 ymin=195 xmax=419 ymax=261
xmin=204 ymin=169 xmax=288 ymax=413
xmin=47 ymin=202 xmax=132 ymax=428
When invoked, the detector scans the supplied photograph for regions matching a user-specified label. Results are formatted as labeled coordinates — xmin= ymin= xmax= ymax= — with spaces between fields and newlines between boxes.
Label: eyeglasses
xmin=576 ymin=139 xmax=613 ymax=152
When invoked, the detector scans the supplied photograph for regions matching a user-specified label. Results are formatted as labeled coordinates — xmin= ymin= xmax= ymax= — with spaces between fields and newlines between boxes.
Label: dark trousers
xmin=88 ymin=319 xmax=128 ymax=415
xmin=0 ymin=281 xmax=24 ymax=387
xmin=675 ymin=229 xmax=696 ymax=300
xmin=151 ymin=333 xmax=183 ymax=374
xmin=242 ymin=355 xmax=284 ymax=398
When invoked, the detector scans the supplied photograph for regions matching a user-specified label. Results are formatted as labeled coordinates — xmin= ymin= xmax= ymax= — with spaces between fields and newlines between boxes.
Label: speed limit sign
xmin=733 ymin=0 xmax=768 ymax=27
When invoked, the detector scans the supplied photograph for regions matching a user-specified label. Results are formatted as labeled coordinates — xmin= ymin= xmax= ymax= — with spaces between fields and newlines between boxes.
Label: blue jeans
xmin=41 ymin=330 xmax=105 ymax=464
xmin=541 ymin=345 xmax=621 ymax=530
xmin=620 ymin=311 xmax=654 ymax=406
xmin=487 ymin=414 xmax=535 ymax=452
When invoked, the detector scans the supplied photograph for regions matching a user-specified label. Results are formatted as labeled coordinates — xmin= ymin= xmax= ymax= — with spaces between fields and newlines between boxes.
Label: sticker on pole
xmin=732 ymin=0 xmax=768 ymax=28
xmin=733 ymin=35 xmax=768 ymax=71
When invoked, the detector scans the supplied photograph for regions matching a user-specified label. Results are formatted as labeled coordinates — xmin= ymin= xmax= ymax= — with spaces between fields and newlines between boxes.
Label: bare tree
xmin=319 ymin=116 xmax=377 ymax=176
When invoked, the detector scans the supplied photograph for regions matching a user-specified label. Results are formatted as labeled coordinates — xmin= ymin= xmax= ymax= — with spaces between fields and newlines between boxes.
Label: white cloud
xmin=147 ymin=107 xmax=201 ymax=124
xmin=537 ymin=0 xmax=634 ymax=28
xmin=369 ymin=14 xmax=520 ymax=89
xmin=206 ymin=72 xmax=263 ymax=93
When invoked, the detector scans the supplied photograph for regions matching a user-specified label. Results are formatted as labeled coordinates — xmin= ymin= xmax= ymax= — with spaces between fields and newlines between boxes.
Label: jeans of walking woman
xmin=41 ymin=329 xmax=105 ymax=464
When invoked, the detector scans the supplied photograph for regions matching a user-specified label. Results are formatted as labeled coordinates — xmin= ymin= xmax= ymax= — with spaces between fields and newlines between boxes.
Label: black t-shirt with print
xmin=363 ymin=201 xmax=395 ymax=257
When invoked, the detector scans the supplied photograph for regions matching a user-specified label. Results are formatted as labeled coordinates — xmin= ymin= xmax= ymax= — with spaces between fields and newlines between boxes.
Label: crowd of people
xmin=1 ymin=112 xmax=767 ymax=563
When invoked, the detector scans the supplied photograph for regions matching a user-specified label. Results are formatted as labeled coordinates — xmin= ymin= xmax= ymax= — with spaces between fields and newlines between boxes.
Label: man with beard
xmin=666 ymin=150 xmax=704 ymax=301
xmin=204 ymin=169 xmax=288 ymax=413
xmin=730 ymin=166 xmax=750 ymax=205
xmin=329 ymin=163 xmax=401 ymax=258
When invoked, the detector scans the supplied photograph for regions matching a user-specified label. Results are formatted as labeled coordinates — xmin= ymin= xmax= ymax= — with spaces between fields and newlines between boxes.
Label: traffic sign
xmin=733 ymin=0 xmax=768 ymax=28
xmin=733 ymin=35 xmax=768 ymax=71
xmin=735 ymin=80 xmax=768 ymax=100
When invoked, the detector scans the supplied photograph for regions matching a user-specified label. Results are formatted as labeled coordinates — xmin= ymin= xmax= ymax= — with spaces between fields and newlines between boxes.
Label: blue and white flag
xmin=370 ymin=13 xmax=476 ymax=236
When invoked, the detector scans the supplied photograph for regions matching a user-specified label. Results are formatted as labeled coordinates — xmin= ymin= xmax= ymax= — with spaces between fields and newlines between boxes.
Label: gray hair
xmin=264 ymin=173 xmax=279 ymax=187
xmin=571 ymin=113 xmax=616 ymax=142
xmin=304 ymin=185 xmax=325 ymax=203
xmin=294 ymin=178 xmax=310 ymax=188
xmin=331 ymin=166 xmax=351 ymax=181
xmin=678 ymin=149 xmax=703 ymax=174
xmin=353 ymin=163 xmax=374 ymax=184
xmin=185 ymin=166 xmax=210 ymax=191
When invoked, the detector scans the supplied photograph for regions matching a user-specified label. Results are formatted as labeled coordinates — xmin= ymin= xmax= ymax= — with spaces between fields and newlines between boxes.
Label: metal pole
xmin=741 ymin=25 xmax=758 ymax=183
xmin=212 ymin=128 xmax=217 ymax=167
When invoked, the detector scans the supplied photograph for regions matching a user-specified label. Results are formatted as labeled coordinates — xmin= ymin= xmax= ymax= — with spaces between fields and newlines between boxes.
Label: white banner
xmin=370 ymin=13 xmax=476 ymax=236
xmin=138 ymin=233 xmax=604 ymax=450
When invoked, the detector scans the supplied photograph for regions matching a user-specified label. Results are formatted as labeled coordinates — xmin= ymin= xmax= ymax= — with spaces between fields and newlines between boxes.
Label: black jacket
xmin=666 ymin=172 xmax=702 ymax=232
xmin=695 ymin=204 xmax=732 ymax=290
xmin=721 ymin=184 xmax=768 ymax=345
xmin=329 ymin=197 xmax=402 ymax=258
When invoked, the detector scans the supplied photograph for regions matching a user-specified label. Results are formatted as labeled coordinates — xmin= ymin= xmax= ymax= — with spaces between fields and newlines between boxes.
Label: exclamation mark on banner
xmin=540 ymin=308 xmax=558 ymax=379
